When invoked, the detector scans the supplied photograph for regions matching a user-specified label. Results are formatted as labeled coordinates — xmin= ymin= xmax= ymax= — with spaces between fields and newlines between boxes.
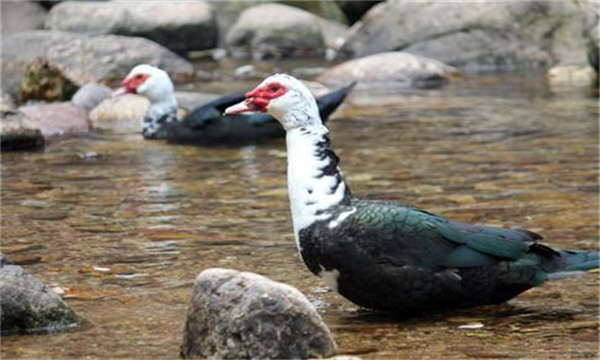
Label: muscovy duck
xmin=225 ymin=74 xmax=600 ymax=313
xmin=113 ymin=64 xmax=355 ymax=145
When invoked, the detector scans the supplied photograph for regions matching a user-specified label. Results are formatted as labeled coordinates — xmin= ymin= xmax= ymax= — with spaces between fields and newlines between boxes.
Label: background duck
xmin=114 ymin=64 xmax=355 ymax=146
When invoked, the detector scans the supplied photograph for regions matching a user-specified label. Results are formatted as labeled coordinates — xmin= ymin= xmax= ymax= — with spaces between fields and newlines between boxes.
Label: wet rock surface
xmin=45 ymin=2 xmax=217 ymax=55
xmin=2 ymin=31 xmax=193 ymax=99
xmin=0 ymin=263 xmax=80 ymax=334
xmin=318 ymin=51 xmax=459 ymax=88
xmin=181 ymin=268 xmax=337 ymax=359
xmin=0 ymin=110 xmax=45 ymax=151
xmin=340 ymin=1 xmax=589 ymax=71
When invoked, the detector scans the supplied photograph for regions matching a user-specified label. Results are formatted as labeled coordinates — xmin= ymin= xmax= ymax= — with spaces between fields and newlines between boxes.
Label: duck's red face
xmin=225 ymin=81 xmax=288 ymax=114
xmin=120 ymin=73 xmax=150 ymax=94
xmin=112 ymin=72 xmax=150 ymax=97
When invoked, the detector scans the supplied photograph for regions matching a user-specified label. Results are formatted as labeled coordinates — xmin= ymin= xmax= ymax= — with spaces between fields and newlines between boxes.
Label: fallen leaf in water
xmin=79 ymin=265 xmax=111 ymax=274
xmin=50 ymin=286 xmax=66 ymax=295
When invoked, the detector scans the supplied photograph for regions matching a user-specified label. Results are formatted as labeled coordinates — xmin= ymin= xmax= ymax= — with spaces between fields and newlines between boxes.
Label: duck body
xmin=299 ymin=198 xmax=596 ymax=312
xmin=158 ymin=87 xmax=354 ymax=145
xmin=150 ymin=91 xmax=285 ymax=145
xmin=225 ymin=74 xmax=600 ymax=314
xmin=116 ymin=64 xmax=355 ymax=146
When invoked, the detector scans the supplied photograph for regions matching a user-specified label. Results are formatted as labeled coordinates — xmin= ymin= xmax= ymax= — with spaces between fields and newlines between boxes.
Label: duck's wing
xmin=334 ymin=200 xmax=546 ymax=271
xmin=182 ymin=91 xmax=246 ymax=128
xmin=316 ymin=81 xmax=357 ymax=124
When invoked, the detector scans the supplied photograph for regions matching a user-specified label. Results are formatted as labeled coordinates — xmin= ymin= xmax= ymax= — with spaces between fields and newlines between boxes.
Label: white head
xmin=113 ymin=64 xmax=178 ymax=138
xmin=114 ymin=64 xmax=175 ymax=104
xmin=225 ymin=74 xmax=321 ymax=131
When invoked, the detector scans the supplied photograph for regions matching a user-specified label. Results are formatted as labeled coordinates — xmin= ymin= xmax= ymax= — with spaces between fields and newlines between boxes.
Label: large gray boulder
xmin=181 ymin=268 xmax=337 ymax=359
xmin=2 ymin=31 xmax=193 ymax=100
xmin=318 ymin=51 xmax=460 ymax=89
xmin=209 ymin=0 xmax=347 ymax=45
xmin=0 ymin=264 xmax=80 ymax=333
xmin=45 ymin=1 xmax=217 ymax=55
xmin=0 ymin=110 xmax=45 ymax=151
xmin=1 ymin=1 xmax=47 ymax=34
xmin=225 ymin=3 xmax=347 ymax=60
xmin=340 ymin=1 xmax=589 ymax=71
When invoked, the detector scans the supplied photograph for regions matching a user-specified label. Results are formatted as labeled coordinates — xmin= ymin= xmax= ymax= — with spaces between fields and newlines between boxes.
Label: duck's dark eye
xmin=269 ymin=85 xmax=279 ymax=92
xmin=136 ymin=74 xmax=144 ymax=79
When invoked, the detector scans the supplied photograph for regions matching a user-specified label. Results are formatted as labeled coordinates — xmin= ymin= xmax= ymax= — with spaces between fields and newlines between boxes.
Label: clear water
xmin=1 ymin=70 xmax=598 ymax=359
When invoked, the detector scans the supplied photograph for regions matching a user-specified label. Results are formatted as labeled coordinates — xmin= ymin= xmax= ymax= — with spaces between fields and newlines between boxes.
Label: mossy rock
xmin=19 ymin=61 xmax=78 ymax=103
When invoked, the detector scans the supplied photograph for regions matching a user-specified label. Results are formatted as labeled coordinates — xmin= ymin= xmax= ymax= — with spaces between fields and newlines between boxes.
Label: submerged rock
xmin=318 ymin=51 xmax=459 ymax=89
xmin=0 ymin=110 xmax=45 ymax=151
xmin=340 ymin=1 xmax=589 ymax=71
xmin=0 ymin=264 xmax=80 ymax=334
xmin=181 ymin=268 xmax=337 ymax=359
xmin=45 ymin=2 xmax=217 ymax=55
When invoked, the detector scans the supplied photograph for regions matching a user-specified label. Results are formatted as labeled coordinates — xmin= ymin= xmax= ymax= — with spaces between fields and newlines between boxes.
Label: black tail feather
xmin=316 ymin=81 xmax=357 ymax=123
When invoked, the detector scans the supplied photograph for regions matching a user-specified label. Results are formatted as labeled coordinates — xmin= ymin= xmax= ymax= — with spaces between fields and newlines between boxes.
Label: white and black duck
xmin=225 ymin=74 xmax=600 ymax=313
xmin=113 ymin=65 xmax=355 ymax=146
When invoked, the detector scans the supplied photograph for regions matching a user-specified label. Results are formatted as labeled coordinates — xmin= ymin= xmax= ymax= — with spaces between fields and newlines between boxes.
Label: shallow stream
xmin=1 ymin=67 xmax=598 ymax=358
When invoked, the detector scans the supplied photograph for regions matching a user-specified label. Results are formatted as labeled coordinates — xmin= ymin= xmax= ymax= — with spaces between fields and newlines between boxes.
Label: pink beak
xmin=111 ymin=87 xmax=129 ymax=98
xmin=224 ymin=100 xmax=255 ymax=115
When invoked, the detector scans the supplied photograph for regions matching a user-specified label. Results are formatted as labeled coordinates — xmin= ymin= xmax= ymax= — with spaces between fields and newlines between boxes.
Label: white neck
xmin=142 ymin=99 xmax=178 ymax=138
xmin=285 ymin=124 xmax=350 ymax=249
